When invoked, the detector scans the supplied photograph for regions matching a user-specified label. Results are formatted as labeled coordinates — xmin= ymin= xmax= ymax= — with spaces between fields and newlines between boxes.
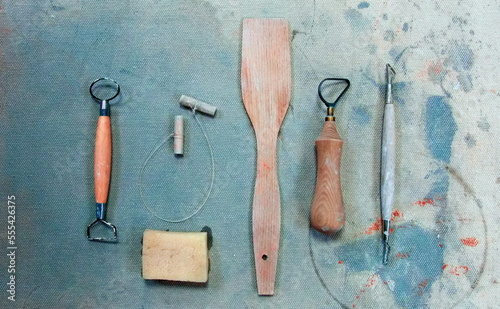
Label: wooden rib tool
xmin=241 ymin=18 xmax=291 ymax=295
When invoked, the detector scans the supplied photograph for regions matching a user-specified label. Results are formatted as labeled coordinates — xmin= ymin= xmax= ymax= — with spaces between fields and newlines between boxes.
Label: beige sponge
xmin=142 ymin=229 xmax=209 ymax=283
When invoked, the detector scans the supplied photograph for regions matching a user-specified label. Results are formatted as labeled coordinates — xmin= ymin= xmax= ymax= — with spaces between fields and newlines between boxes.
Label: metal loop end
xmin=87 ymin=219 xmax=118 ymax=243
xmin=318 ymin=78 xmax=351 ymax=111
xmin=89 ymin=77 xmax=121 ymax=103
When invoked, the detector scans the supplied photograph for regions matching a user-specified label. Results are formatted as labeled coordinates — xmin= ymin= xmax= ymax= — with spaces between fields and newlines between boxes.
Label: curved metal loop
xmin=318 ymin=78 xmax=350 ymax=108
xmin=87 ymin=219 xmax=118 ymax=242
xmin=89 ymin=77 xmax=121 ymax=103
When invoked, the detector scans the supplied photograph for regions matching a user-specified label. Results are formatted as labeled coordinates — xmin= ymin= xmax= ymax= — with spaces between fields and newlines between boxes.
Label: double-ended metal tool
xmin=310 ymin=78 xmax=350 ymax=234
xmin=87 ymin=77 xmax=120 ymax=242
xmin=381 ymin=64 xmax=396 ymax=264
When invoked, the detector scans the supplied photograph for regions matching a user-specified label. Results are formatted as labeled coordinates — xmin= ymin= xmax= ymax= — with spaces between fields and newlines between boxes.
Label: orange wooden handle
xmin=310 ymin=121 xmax=345 ymax=234
xmin=94 ymin=116 xmax=111 ymax=204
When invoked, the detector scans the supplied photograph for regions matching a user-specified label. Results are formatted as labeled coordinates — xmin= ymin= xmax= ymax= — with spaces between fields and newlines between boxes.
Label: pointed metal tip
xmin=383 ymin=240 xmax=390 ymax=265
xmin=386 ymin=64 xmax=396 ymax=77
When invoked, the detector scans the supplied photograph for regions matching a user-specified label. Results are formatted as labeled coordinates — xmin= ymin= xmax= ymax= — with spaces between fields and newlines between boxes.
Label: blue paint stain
xmin=334 ymin=224 xmax=443 ymax=308
xmin=425 ymin=96 xmax=457 ymax=163
xmin=384 ymin=30 xmax=395 ymax=41
xmin=389 ymin=47 xmax=408 ymax=63
xmin=393 ymin=96 xmax=405 ymax=106
xmin=344 ymin=9 xmax=371 ymax=31
xmin=378 ymin=225 xmax=443 ymax=307
xmin=448 ymin=43 xmax=474 ymax=71
xmin=446 ymin=42 xmax=474 ymax=92
xmin=330 ymin=238 xmax=380 ymax=271
xmin=402 ymin=22 xmax=409 ymax=32
xmin=352 ymin=106 xmax=371 ymax=125
xmin=427 ymin=172 xmax=450 ymax=197
xmin=358 ymin=2 xmax=370 ymax=9
xmin=52 ymin=5 xmax=65 ymax=11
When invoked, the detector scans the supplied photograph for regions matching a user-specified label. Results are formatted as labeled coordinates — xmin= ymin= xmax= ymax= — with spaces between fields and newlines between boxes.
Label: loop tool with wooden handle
xmin=87 ymin=77 xmax=120 ymax=243
xmin=241 ymin=18 xmax=291 ymax=295
xmin=310 ymin=78 xmax=350 ymax=234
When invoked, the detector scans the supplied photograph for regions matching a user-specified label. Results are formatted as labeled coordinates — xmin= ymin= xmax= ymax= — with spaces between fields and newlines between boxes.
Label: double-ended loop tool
xmin=87 ymin=77 xmax=120 ymax=242
xmin=310 ymin=78 xmax=350 ymax=234
xmin=381 ymin=64 xmax=396 ymax=264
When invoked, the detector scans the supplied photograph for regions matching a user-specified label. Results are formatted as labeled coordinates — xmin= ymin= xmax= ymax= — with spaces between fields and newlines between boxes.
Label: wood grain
xmin=241 ymin=18 xmax=291 ymax=295
xmin=310 ymin=120 xmax=345 ymax=234
xmin=94 ymin=116 xmax=112 ymax=204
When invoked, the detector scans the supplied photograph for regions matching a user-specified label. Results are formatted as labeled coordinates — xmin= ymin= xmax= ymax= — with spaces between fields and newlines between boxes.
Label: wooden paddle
xmin=241 ymin=18 xmax=291 ymax=295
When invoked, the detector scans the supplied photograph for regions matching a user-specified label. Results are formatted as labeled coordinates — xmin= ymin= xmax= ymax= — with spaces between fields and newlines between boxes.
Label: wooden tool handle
xmin=253 ymin=140 xmax=280 ymax=295
xmin=94 ymin=116 xmax=111 ymax=204
xmin=310 ymin=120 xmax=345 ymax=234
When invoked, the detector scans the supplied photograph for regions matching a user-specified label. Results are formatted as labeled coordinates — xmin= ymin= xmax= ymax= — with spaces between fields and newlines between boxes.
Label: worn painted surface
xmin=0 ymin=0 xmax=499 ymax=308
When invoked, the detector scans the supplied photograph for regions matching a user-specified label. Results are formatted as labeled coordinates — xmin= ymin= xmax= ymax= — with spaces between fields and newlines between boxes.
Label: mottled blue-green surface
xmin=0 ymin=1 xmax=497 ymax=308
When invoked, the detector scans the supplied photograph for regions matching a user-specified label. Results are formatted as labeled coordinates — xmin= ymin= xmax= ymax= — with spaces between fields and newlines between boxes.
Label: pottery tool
xmin=241 ymin=18 xmax=291 ymax=295
xmin=142 ymin=229 xmax=209 ymax=283
xmin=173 ymin=115 xmax=184 ymax=155
xmin=139 ymin=96 xmax=216 ymax=222
xmin=381 ymin=64 xmax=396 ymax=264
xmin=87 ymin=78 xmax=120 ymax=242
xmin=179 ymin=95 xmax=217 ymax=116
xmin=310 ymin=78 xmax=350 ymax=234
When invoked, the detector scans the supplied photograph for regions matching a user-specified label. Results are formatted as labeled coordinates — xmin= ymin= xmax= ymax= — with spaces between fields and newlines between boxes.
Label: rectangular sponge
xmin=142 ymin=229 xmax=208 ymax=283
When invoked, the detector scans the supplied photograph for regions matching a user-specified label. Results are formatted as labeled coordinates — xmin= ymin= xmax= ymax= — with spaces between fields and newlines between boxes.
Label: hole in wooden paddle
xmin=262 ymin=254 xmax=268 ymax=261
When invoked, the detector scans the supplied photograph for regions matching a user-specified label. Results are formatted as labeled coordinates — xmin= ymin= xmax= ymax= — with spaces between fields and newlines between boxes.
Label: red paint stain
xmin=395 ymin=252 xmax=410 ymax=259
xmin=442 ymin=264 xmax=469 ymax=276
xmin=355 ymin=296 xmax=360 ymax=299
xmin=262 ymin=162 xmax=271 ymax=170
xmin=490 ymin=89 xmax=497 ymax=94
xmin=439 ymin=244 xmax=443 ymax=248
xmin=365 ymin=274 xmax=379 ymax=288
xmin=415 ymin=198 xmax=435 ymax=206
xmin=364 ymin=219 xmax=382 ymax=234
xmin=461 ymin=237 xmax=479 ymax=247
xmin=338 ymin=260 xmax=344 ymax=264
xmin=417 ymin=279 xmax=429 ymax=296
xmin=430 ymin=64 xmax=442 ymax=74
xmin=352 ymin=305 xmax=356 ymax=308
xmin=392 ymin=209 xmax=404 ymax=219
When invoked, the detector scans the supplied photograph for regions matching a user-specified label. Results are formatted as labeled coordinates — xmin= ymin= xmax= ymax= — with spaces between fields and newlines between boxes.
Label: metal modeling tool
xmin=87 ymin=77 xmax=120 ymax=242
xmin=310 ymin=78 xmax=350 ymax=234
xmin=381 ymin=64 xmax=396 ymax=264
xmin=139 ymin=95 xmax=216 ymax=223
xmin=241 ymin=18 xmax=291 ymax=295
